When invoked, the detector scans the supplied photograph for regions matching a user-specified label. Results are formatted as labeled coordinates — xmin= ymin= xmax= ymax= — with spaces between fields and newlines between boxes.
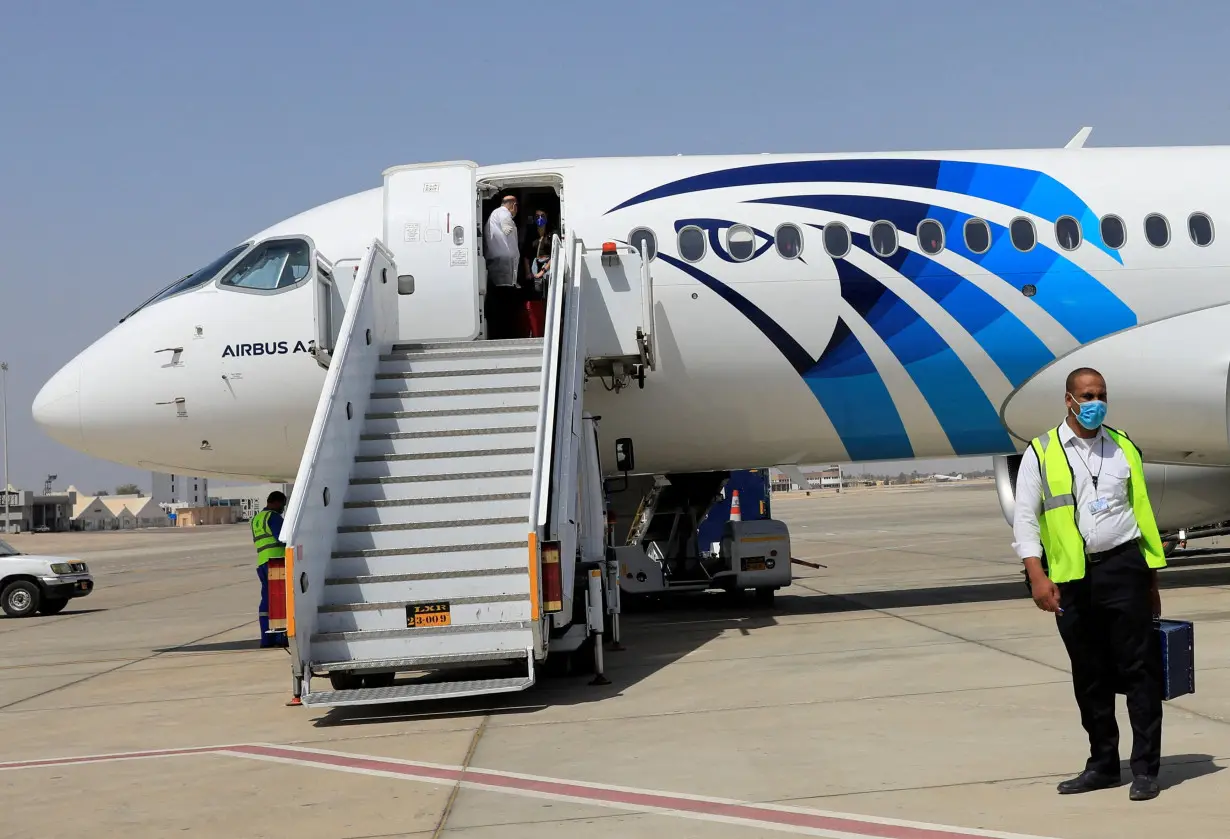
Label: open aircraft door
xmin=578 ymin=239 xmax=657 ymax=387
xmin=382 ymin=161 xmax=481 ymax=343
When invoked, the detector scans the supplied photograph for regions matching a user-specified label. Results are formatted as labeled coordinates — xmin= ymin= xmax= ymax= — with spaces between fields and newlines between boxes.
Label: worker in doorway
xmin=484 ymin=194 xmax=520 ymax=338
xmin=252 ymin=491 xmax=290 ymax=648
xmin=1013 ymin=367 xmax=1166 ymax=801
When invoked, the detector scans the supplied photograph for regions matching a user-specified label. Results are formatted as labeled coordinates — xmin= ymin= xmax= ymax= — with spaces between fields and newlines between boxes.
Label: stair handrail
xmin=547 ymin=235 xmax=587 ymax=548
xmin=528 ymin=232 xmax=567 ymax=535
xmin=280 ymin=239 xmax=399 ymax=679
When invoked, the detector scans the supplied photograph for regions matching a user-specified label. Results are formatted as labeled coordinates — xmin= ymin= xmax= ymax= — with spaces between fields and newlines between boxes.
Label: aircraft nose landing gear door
xmin=382 ymin=161 xmax=480 ymax=343
xmin=578 ymin=240 xmax=657 ymax=389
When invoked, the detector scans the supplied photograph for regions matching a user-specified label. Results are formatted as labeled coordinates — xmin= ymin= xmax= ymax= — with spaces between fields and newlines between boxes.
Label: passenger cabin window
xmin=1010 ymin=217 xmax=1036 ymax=252
xmin=775 ymin=223 xmax=803 ymax=259
xmin=1055 ymin=216 xmax=1082 ymax=251
xmin=870 ymin=221 xmax=898 ymax=257
xmin=726 ymin=225 xmax=755 ymax=262
xmin=917 ymin=220 xmax=944 ymax=255
xmin=1100 ymin=215 xmax=1126 ymax=249
xmin=629 ymin=227 xmax=657 ymax=261
xmin=219 ymin=239 xmax=312 ymax=290
xmin=823 ymin=223 xmax=851 ymax=258
xmin=964 ymin=218 xmax=991 ymax=254
xmin=1144 ymin=214 xmax=1170 ymax=248
xmin=1189 ymin=212 xmax=1215 ymax=247
xmin=678 ymin=226 xmax=706 ymax=262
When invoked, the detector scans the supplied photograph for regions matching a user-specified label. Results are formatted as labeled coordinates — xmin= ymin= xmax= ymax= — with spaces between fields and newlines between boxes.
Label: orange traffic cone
xmin=730 ymin=490 xmax=742 ymax=522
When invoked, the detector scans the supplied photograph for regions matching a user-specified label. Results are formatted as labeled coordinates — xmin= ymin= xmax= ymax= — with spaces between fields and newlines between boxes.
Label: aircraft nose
xmin=32 ymin=359 xmax=83 ymax=449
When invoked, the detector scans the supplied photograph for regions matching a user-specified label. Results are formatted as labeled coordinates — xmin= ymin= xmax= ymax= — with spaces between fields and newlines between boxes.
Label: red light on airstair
xmin=541 ymin=540 xmax=564 ymax=613
xmin=602 ymin=242 xmax=618 ymax=254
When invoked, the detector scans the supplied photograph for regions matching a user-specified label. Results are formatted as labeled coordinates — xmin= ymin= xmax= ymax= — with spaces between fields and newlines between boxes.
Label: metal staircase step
xmin=302 ymin=675 xmax=535 ymax=708
xmin=378 ymin=353 xmax=544 ymax=375
xmin=347 ymin=471 xmax=532 ymax=503
xmin=320 ymin=592 xmax=527 ymax=612
xmin=375 ymin=364 xmax=541 ymax=380
xmin=363 ymin=405 xmax=538 ymax=435
xmin=312 ymin=620 xmax=533 ymax=644
xmin=358 ymin=427 xmax=537 ymax=458
xmin=349 ymin=451 xmax=534 ymax=480
xmin=323 ymin=572 xmax=529 ymax=610
xmin=340 ymin=495 xmax=529 ymax=527
xmin=308 ymin=623 xmax=534 ymax=664
xmin=315 ymin=596 xmax=531 ymax=634
xmin=388 ymin=337 xmax=542 ymax=355
xmin=332 ymin=539 xmax=526 ymax=561
xmin=373 ymin=369 xmax=542 ymax=394
xmin=368 ymin=386 xmax=540 ymax=414
xmin=327 ymin=545 xmax=527 ymax=579
xmin=334 ymin=519 xmax=526 ymax=553
xmin=313 ymin=649 xmax=529 ymax=673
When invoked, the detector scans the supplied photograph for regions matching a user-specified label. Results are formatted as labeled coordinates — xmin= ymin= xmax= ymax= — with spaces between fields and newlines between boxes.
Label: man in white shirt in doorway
xmin=1013 ymin=366 xmax=1168 ymax=801
xmin=483 ymin=193 xmax=520 ymax=338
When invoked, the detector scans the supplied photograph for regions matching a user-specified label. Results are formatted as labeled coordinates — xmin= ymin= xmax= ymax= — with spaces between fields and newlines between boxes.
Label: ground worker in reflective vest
xmin=252 ymin=491 xmax=289 ymax=648
xmin=1012 ymin=366 xmax=1167 ymax=801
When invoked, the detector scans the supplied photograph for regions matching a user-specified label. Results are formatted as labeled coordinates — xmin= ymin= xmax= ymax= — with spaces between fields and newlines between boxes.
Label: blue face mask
xmin=1069 ymin=395 xmax=1107 ymax=430
xmin=535 ymin=216 xmax=546 ymax=228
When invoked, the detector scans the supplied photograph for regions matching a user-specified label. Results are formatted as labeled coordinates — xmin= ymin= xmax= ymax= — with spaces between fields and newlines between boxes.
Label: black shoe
xmin=1057 ymin=769 xmax=1120 ymax=794
xmin=1129 ymin=776 xmax=1159 ymax=801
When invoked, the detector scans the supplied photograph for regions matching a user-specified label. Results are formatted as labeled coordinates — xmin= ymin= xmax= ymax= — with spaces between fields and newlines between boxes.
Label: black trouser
xmin=485 ymin=283 xmax=522 ymax=339
xmin=1056 ymin=539 xmax=1162 ymax=778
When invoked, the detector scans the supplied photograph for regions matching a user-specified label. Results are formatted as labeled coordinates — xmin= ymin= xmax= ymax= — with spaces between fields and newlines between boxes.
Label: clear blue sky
xmin=2 ymin=1 xmax=1226 ymax=493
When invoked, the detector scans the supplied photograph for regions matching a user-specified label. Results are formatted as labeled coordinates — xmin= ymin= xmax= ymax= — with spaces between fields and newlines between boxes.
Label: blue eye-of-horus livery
xmin=608 ymin=158 xmax=1137 ymax=461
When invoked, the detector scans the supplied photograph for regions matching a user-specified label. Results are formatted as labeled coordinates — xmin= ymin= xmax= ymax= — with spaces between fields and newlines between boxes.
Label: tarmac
xmin=3 ymin=482 xmax=1229 ymax=838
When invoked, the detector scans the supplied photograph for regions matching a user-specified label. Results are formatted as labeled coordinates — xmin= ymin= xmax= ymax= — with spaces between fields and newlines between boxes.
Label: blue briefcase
xmin=1156 ymin=619 xmax=1195 ymax=701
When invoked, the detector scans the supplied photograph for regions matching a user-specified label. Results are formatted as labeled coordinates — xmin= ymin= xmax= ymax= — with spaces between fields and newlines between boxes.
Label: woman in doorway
xmin=522 ymin=208 xmax=555 ymax=299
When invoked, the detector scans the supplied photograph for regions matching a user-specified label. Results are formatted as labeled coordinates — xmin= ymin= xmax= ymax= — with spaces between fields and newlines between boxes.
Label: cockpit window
xmin=120 ymin=243 xmax=250 ymax=322
xmin=218 ymin=239 xmax=311 ymax=291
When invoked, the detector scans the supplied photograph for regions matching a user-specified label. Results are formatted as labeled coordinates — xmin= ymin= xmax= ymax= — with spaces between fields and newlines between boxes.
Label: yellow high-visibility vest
xmin=1030 ymin=424 xmax=1166 ymax=584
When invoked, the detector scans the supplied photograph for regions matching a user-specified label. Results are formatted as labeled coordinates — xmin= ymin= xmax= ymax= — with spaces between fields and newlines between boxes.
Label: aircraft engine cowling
xmin=993 ymin=454 xmax=1230 ymax=535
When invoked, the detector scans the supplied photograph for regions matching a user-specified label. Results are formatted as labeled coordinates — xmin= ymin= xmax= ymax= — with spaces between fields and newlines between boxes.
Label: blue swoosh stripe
xmin=756 ymin=194 xmax=1136 ymax=344
xmin=607 ymin=158 xmax=1121 ymax=262
xmin=845 ymin=231 xmax=1054 ymax=387
xmin=655 ymin=252 xmax=913 ymax=461
xmin=828 ymin=259 xmax=1014 ymax=456
xmin=807 ymin=319 xmax=914 ymax=461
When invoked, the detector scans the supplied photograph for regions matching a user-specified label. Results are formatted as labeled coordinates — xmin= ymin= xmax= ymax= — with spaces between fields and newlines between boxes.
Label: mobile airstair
xmin=277 ymin=185 xmax=656 ymax=706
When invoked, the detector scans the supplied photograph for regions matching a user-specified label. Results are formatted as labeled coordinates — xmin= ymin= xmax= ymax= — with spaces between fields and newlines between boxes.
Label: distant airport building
xmin=67 ymin=486 xmax=170 ymax=530
xmin=206 ymin=482 xmax=293 ymax=521
xmin=151 ymin=471 xmax=210 ymax=512
xmin=1 ymin=485 xmax=77 ymax=533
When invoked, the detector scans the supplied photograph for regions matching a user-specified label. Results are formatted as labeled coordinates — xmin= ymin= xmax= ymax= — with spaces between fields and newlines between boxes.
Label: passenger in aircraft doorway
xmin=524 ymin=209 xmax=554 ymax=298
xmin=484 ymin=194 xmax=521 ymax=338
xmin=1012 ymin=368 xmax=1167 ymax=801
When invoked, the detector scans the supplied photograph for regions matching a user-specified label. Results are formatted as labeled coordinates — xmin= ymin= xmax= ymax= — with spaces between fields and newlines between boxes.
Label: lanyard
xmin=1071 ymin=434 xmax=1105 ymax=491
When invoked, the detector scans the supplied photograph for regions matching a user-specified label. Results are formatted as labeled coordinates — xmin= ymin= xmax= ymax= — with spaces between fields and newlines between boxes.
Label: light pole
xmin=1 ymin=361 xmax=8 ymax=535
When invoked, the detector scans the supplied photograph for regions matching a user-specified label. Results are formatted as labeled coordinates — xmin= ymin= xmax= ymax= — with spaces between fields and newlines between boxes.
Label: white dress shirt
xmin=483 ymin=206 xmax=520 ymax=287
xmin=1012 ymin=420 xmax=1141 ymax=560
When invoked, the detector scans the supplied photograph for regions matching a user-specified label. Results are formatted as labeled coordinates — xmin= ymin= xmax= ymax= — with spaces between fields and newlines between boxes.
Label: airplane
xmin=932 ymin=474 xmax=965 ymax=482
xmin=31 ymin=135 xmax=1230 ymax=543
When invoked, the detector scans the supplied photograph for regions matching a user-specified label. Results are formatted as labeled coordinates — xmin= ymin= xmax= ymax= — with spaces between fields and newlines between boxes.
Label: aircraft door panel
xmin=383 ymin=161 xmax=480 ymax=343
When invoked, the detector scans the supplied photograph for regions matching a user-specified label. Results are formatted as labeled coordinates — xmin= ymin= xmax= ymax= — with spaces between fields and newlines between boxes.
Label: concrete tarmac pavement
xmin=2 ymin=483 xmax=1229 ymax=838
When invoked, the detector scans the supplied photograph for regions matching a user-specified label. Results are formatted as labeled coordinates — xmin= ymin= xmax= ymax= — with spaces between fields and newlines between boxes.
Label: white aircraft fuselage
xmin=32 ymin=146 xmax=1230 ymax=509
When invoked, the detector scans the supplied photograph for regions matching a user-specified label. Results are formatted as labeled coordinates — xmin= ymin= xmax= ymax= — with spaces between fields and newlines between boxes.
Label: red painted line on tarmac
xmin=0 ymin=745 xmax=222 ymax=772
xmin=0 ymin=742 xmax=1057 ymax=839
xmin=224 ymin=744 xmax=1055 ymax=839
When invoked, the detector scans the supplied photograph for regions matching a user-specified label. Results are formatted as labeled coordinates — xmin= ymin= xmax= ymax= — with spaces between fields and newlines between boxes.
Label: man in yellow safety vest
xmin=1012 ymin=367 xmax=1166 ymax=801
xmin=251 ymin=491 xmax=289 ymax=648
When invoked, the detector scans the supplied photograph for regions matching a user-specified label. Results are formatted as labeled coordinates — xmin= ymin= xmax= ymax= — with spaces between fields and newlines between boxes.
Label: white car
xmin=0 ymin=538 xmax=94 ymax=617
